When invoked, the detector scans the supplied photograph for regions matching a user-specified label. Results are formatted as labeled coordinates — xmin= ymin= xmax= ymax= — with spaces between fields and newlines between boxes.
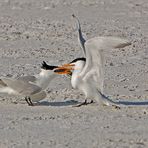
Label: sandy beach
xmin=0 ymin=0 xmax=148 ymax=147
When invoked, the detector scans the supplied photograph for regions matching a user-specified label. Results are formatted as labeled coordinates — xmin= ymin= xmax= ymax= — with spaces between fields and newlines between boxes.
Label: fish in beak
xmin=54 ymin=63 xmax=75 ymax=75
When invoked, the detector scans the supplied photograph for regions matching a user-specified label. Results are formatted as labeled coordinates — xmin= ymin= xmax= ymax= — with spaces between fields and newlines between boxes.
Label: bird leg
xmin=89 ymin=100 xmax=94 ymax=104
xmin=73 ymin=99 xmax=94 ymax=107
xmin=25 ymin=97 xmax=34 ymax=106
xmin=25 ymin=97 xmax=30 ymax=105
xmin=28 ymin=97 xmax=34 ymax=106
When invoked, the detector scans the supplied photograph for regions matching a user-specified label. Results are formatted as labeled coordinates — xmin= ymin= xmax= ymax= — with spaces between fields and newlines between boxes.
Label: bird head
xmin=54 ymin=58 xmax=86 ymax=75
xmin=41 ymin=61 xmax=72 ymax=76
xmin=41 ymin=61 xmax=58 ymax=70
xmin=40 ymin=61 xmax=60 ymax=76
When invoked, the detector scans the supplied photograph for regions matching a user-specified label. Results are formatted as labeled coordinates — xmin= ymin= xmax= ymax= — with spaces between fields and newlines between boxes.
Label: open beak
xmin=54 ymin=63 xmax=75 ymax=75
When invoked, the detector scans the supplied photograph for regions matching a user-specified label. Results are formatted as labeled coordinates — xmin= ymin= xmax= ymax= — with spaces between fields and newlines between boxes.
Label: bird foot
xmin=73 ymin=99 xmax=94 ymax=107
xmin=112 ymin=105 xmax=121 ymax=109
xmin=102 ymin=101 xmax=120 ymax=109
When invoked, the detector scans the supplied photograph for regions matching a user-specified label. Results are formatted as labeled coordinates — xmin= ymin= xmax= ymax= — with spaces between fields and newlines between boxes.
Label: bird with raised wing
xmin=53 ymin=15 xmax=131 ymax=107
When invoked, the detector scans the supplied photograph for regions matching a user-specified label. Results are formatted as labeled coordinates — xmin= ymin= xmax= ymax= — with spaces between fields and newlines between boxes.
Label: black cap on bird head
xmin=41 ymin=61 xmax=58 ymax=70
xmin=70 ymin=57 xmax=86 ymax=63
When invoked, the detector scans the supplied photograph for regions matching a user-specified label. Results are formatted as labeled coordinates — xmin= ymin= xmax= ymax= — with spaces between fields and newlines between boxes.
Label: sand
xmin=0 ymin=0 xmax=148 ymax=147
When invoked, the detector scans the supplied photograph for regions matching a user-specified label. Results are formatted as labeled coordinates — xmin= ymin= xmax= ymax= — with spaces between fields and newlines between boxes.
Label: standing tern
xmin=53 ymin=15 xmax=131 ymax=107
xmin=0 ymin=61 xmax=59 ymax=106
xmin=54 ymin=37 xmax=131 ymax=107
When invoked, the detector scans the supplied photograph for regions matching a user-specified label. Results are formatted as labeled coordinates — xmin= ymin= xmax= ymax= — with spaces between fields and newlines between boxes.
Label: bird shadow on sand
xmin=36 ymin=100 xmax=80 ymax=107
xmin=35 ymin=99 xmax=148 ymax=107
xmin=116 ymin=99 xmax=148 ymax=106
xmin=103 ymin=94 xmax=148 ymax=107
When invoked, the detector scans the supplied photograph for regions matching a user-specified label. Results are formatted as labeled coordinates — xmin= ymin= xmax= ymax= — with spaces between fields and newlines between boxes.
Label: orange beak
xmin=54 ymin=63 xmax=75 ymax=75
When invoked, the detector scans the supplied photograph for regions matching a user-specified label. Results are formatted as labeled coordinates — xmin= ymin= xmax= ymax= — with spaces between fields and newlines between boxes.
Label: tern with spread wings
xmin=53 ymin=15 xmax=131 ymax=107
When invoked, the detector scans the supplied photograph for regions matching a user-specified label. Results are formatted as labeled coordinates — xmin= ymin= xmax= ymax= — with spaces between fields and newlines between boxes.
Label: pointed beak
xmin=54 ymin=63 xmax=75 ymax=75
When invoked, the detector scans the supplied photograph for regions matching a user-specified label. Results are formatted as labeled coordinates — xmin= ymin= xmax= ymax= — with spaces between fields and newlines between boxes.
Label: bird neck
xmin=71 ymin=62 xmax=84 ymax=89
xmin=71 ymin=70 xmax=81 ymax=89
xmin=73 ymin=61 xmax=84 ymax=76
xmin=37 ymin=69 xmax=56 ymax=89
xmin=39 ymin=69 xmax=51 ymax=77
xmin=72 ymin=68 xmax=82 ymax=76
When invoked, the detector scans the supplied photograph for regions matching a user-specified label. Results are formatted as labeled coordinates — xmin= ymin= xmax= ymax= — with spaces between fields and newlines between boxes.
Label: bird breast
xmin=71 ymin=74 xmax=81 ymax=89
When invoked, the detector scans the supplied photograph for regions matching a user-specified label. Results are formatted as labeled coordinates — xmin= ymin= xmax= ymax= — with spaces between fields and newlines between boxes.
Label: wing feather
xmin=80 ymin=36 xmax=131 ymax=92
xmin=17 ymin=75 xmax=37 ymax=82
xmin=1 ymin=77 xmax=41 ymax=96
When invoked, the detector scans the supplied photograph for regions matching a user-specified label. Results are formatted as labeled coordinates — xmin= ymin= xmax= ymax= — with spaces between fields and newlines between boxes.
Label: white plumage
xmin=54 ymin=15 xmax=131 ymax=106
xmin=0 ymin=61 xmax=58 ymax=106
xmin=70 ymin=36 xmax=131 ymax=106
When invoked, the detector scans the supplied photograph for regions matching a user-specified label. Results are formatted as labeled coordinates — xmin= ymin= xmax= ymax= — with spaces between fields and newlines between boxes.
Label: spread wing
xmin=79 ymin=36 xmax=131 ymax=92
xmin=72 ymin=14 xmax=86 ymax=55
xmin=1 ymin=77 xmax=42 ymax=96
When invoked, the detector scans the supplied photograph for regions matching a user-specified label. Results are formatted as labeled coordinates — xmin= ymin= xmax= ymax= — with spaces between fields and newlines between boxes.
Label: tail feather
xmin=0 ymin=79 xmax=7 ymax=87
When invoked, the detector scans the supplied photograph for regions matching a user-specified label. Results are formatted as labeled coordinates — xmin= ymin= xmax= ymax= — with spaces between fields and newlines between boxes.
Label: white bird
xmin=0 ymin=61 xmax=59 ymax=106
xmin=53 ymin=15 xmax=131 ymax=107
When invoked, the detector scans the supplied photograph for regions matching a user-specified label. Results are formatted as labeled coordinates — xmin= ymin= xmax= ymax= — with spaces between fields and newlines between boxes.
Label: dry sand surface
xmin=0 ymin=0 xmax=148 ymax=147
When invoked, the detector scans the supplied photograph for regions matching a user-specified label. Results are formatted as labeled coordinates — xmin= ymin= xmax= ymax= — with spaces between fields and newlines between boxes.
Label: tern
xmin=53 ymin=15 xmax=131 ymax=107
xmin=0 ymin=61 xmax=59 ymax=106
